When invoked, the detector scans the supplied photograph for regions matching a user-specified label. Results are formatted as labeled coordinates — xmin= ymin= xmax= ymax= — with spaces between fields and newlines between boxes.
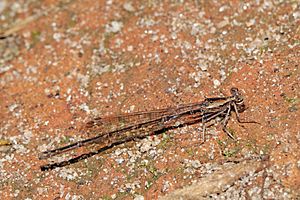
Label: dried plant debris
xmin=160 ymin=159 xmax=270 ymax=200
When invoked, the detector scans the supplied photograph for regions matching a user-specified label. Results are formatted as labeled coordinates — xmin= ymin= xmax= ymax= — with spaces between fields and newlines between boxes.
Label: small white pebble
xmin=106 ymin=21 xmax=123 ymax=33
xmin=127 ymin=45 xmax=133 ymax=51
xmin=213 ymin=79 xmax=221 ymax=87
xmin=53 ymin=33 xmax=62 ymax=42
xmin=123 ymin=2 xmax=135 ymax=12
xmin=134 ymin=195 xmax=144 ymax=200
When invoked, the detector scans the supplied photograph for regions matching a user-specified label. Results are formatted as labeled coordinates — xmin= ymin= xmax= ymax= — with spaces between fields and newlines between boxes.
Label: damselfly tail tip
xmin=40 ymin=164 xmax=51 ymax=171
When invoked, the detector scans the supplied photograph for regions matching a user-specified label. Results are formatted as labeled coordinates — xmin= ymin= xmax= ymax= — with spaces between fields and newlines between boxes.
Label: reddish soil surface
xmin=0 ymin=0 xmax=299 ymax=199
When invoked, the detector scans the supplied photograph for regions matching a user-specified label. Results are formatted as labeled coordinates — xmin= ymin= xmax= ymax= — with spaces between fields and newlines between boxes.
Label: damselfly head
xmin=230 ymin=88 xmax=243 ymax=103
xmin=230 ymin=87 xmax=239 ymax=96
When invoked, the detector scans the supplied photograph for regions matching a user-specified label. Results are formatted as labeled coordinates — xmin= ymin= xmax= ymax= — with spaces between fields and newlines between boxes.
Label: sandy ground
xmin=0 ymin=0 xmax=299 ymax=199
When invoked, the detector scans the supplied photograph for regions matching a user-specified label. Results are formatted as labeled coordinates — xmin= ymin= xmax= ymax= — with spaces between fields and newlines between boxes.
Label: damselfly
xmin=39 ymin=88 xmax=257 ymax=170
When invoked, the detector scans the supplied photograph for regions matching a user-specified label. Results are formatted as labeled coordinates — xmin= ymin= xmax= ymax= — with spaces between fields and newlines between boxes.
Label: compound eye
xmin=230 ymin=87 xmax=239 ymax=95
